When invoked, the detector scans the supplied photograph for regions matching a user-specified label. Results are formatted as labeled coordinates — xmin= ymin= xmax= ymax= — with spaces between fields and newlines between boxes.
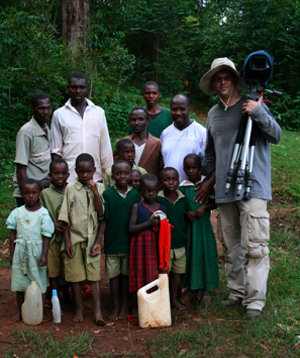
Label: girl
xmin=7 ymin=178 xmax=54 ymax=321
xmin=180 ymin=154 xmax=219 ymax=301
xmin=128 ymin=174 xmax=166 ymax=294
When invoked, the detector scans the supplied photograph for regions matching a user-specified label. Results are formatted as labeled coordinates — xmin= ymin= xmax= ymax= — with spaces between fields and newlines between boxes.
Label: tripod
xmin=225 ymin=86 xmax=282 ymax=200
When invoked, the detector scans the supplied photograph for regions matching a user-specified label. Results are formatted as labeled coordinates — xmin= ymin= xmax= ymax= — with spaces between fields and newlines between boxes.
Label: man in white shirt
xmin=51 ymin=72 xmax=113 ymax=182
xmin=160 ymin=94 xmax=206 ymax=182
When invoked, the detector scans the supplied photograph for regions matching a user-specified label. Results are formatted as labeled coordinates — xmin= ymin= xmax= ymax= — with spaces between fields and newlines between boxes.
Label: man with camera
xmin=198 ymin=57 xmax=281 ymax=318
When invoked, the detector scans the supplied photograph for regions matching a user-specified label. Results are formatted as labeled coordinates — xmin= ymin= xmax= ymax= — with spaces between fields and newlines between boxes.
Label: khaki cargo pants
xmin=218 ymin=199 xmax=270 ymax=310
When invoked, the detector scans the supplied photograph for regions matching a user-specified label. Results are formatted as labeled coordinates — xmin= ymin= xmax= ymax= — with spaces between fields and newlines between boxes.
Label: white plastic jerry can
xmin=137 ymin=273 xmax=172 ymax=328
xmin=21 ymin=281 xmax=43 ymax=325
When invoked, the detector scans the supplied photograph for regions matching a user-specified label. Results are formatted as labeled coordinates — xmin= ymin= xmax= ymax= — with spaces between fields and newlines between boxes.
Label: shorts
xmin=169 ymin=247 xmax=186 ymax=274
xmin=105 ymin=255 xmax=129 ymax=278
xmin=47 ymin=240 xmax=63 ymax=278
xmin=63 ymin=242 xmax=100 ymax=282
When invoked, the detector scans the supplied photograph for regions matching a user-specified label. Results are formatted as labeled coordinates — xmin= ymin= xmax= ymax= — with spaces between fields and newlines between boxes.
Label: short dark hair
xmin=184 ymin=154 xmax=203 ymax=167
xmin=50 ymin=158 xmax=69 ymax=172
xmin=129 ymin=107 xmax=149 ymax=121
xmin=170 ymin=94 xmax=190 ymax=107
xmin=140 ymin=173 xmax=159 ymax=189
xmin=68 ymin=72 xmax=88 ymax=85
xmin=143 ymin=81 xmax=160 ymax=92
xmin=112 ymin=160 xmax=131 ymax=173
xmin=39 ymin=177 xmax=51 ymax=188
xmin=30 ymin=93 xmax=50 ymax=108
xmin=160 ymin=167 xmax=179 ymax=180
xmin=131 ymin=169 xmax=142 ymax=176
xmin=75 ymin=153 xmax=95 ymax=167
xmin=21 ymin=178 xmax=40 ymax=193
xmin=115 ymin=139 xmax=134 ymax=152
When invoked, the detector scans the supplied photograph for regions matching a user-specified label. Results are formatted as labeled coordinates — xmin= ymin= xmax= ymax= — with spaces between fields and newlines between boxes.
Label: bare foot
xmin=172 ymin=299 xmax=185 ymax=311
xmin=119 ymin=305 xmax=128 ymax=320
xmin=108 ymin=307 xmax=119 ymax=321
xmin=95 ymin=308 xmax=105 ymax=326
xmin=72 ymin=308 xmax=84 ymax=323
xmin=13 ymin=310 xmax=21 ymax=322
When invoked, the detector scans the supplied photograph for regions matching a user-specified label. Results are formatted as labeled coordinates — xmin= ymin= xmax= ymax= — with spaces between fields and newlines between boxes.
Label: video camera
xmin=242 ymin=50 xmax=282 ymax=99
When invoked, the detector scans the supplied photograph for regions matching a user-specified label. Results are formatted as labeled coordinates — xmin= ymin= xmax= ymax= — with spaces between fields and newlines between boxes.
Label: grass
xmin=5 ymin=329 xmax=94 ymax=358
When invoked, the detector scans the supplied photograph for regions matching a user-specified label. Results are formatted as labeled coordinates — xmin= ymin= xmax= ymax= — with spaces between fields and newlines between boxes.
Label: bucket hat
xmin=199 ymin=57 xmax=248 ymax=95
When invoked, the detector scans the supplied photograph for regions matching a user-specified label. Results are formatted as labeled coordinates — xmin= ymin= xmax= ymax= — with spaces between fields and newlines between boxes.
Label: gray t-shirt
xmin=203 ymin=96 xmax=281 ymax=203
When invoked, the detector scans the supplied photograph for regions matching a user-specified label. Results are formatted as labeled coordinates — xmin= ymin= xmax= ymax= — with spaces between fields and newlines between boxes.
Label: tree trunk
xmin=62 ymin=0 xmax=90 ymax=54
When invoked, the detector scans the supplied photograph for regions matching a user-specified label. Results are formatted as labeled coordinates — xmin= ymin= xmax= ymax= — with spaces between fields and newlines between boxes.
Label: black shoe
xmin=220 ymin=297 xmax=242 ymax=308
xmin=246 ymin=309 xmax=262 ymax=318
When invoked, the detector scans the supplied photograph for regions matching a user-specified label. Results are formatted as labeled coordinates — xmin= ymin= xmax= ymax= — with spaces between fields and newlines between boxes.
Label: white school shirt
xmin=160 ymin=120 xmax=206 ymax=182
xmin=51 ymin=98 xmax=113 ymax=183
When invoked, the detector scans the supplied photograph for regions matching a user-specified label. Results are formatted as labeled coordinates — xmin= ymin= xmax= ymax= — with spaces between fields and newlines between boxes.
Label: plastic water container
xmin=21 ymin=281 xmax=43 ymax=325
xmin=51 ymin=289 xmax=61 ymax=323
xmin=137 ymin=273 xmax=172 ymax=328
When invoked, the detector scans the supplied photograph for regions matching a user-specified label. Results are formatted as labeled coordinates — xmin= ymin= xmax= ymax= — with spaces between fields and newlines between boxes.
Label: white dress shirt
xmin=51 ymin=98 xmax=113 ymax=182
xmin=160 ymin=120 xmax=206 ymax=182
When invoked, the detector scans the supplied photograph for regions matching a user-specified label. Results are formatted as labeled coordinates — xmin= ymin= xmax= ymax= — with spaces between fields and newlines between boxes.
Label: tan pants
xmin=218 ymin=199 xmax=270 ymax=310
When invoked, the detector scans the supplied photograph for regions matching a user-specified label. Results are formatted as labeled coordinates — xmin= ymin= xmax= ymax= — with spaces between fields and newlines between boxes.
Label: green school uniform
xmin=156 ymin=189 xmax=188 ymax=249
xmin=103 ymin=186 xmax=140 ymax=255
xmin=179 ymin=181 xmax=219 ymax=291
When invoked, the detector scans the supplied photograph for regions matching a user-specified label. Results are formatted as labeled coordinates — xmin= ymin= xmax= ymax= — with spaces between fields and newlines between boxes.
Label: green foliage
xmin=270 ymin=91 xmax=300 ymax=130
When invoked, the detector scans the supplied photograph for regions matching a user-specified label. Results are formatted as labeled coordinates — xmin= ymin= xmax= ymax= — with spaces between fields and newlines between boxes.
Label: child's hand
xmin=149 ymin=214 xmax=160 ymax=227
xmin=91 ymin=243 xmax=101 ymax=257
xmin=39 ymin=254 xmax=47 ymax=267
xmin=65 ymin=240 xmax=73 ymax=258
xmin=86 ymin=180 xmax=97 ymax=194
xmin=186 ymin=211 xmax=196 ymax=222
xmin=195 ymin=206 xmax=206 ymax=217
xmin=55 ymin=221 xmax=65 ymax=234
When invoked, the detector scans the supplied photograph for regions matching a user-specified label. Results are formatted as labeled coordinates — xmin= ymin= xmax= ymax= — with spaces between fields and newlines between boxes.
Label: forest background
xmin=1 ymin=0 xmax=300 ymax=147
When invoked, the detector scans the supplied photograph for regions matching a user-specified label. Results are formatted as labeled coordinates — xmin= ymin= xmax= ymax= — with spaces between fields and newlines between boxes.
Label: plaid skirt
xmin=128 ymin=230 xmax=159 ymax=293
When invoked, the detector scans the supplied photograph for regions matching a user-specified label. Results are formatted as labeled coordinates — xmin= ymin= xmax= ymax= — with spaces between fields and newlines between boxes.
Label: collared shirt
xmin=103 ymin=164 xmax=147 ymax=189
xmin=112 ymin=184 xmax=133 ymax=199
xmin=13 ymin=117 xmax=51 ymax=198
xmin=51 ymin=98 xmax=113 ymax=183
xmin=40 ymin=183 xmax=66 ymax=244
xmin=160 ymin=120 xmax=206 ymax=182
xmin=58 ymin=179 xmax=105 ymax=263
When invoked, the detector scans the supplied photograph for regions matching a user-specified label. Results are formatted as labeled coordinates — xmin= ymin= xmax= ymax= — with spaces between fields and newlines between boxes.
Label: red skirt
xmin=128 ymin=230 xmax=159 ymax=293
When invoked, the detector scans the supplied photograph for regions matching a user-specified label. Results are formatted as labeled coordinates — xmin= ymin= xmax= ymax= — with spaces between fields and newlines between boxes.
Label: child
xmin=103 ymin=139 xmax=147 ymax=188
xmin=98 ymin=160 xmax=140 ymax=320
xmin=157 ymin=167 xmax=188 ymax=310
xmin=40 ymin=177 xmax=51 ymax=191
xmin=40 ymin=159 xmax=69 ymax=293
xmin=142 ymin=81 xmax=172 ymax=138
xmin=180 ymin=154 xmax=219 ymax=301
xmin=130 ymin=169 xmax=142 ymax=192
xmin=129 ymin=174 xmax=165 ymax=298
xmin=7 ymin=178 xmax=55 ymax=321
xmin=58 ymin=153 xmax=105 ymax=325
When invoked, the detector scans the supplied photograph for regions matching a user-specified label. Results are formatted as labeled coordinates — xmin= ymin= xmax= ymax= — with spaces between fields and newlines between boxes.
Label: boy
xmin=157 ymin=167 xmax=188 ymax=310
xmin=98 ymin=160 xmax=140 ymax=320
xmin=58 ymin=153 xmax=105 ymax=325
xmin=103 ymin=139 xmax=147 ymax=188
xmin=130 ymin=169 xmax=142 ymax=192
xmin=142 ymin=81 xmax=172 ymax=138
xmin=40 ymin=159 xmax=69 ymax=293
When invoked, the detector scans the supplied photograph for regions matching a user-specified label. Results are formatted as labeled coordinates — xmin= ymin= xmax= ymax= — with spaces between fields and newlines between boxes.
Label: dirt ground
xmin=0 ymin=214 xmax=220 ymax=357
